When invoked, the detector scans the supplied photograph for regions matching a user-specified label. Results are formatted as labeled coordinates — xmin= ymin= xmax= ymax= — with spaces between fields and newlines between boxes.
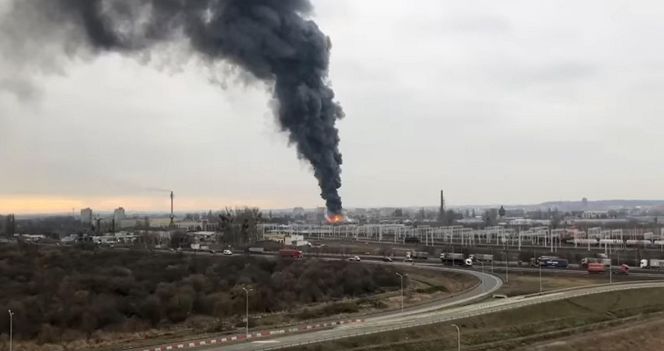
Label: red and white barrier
xmin=139 ymin=318 xmax=364 ymax=351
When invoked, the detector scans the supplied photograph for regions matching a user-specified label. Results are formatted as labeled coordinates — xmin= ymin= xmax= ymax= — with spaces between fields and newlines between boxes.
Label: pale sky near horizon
xmin=1 ymin=0 xmax=664 ymax=214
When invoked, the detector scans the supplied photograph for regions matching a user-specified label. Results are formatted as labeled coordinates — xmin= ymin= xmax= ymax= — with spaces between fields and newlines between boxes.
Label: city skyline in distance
xmin=5 ymin=195 xmax=664 ymax=217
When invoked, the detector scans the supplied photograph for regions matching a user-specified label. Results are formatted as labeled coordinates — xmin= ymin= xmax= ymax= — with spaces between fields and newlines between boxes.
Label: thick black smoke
xmin=2 ymin=0 xmax=344 ymax=214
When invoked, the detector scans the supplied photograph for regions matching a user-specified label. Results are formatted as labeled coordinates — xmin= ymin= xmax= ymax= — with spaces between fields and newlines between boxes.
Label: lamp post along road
xmin=8 ymin=309 xmax=14 ymax=351
xmin=609 ymin=245 xmax=613 ymax=284
xmin=505 ymin=252 xmax=509 ymax=283
xmin=539 ymin=260 xmax=543 ymax=293
xmin=396 ymin=273 xmax=405 ymax=313
xmin=451 ymin=323 xmax=461 ymax=351
xmin=241 ymin=288 xmax=252 ymax=338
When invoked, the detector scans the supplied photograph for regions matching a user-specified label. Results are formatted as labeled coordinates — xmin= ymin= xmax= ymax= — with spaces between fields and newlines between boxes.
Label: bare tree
xmin=219 ymin=207 xmax=263 ymax=245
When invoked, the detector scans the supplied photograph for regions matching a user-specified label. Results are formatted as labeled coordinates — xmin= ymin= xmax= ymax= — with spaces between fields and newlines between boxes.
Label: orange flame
xmin=326 ymin=213 xmax=345 ymax=224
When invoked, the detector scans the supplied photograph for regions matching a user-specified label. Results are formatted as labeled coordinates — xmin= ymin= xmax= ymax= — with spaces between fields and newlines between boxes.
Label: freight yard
xmin=257 ymin=223 xmax=664 ymax=272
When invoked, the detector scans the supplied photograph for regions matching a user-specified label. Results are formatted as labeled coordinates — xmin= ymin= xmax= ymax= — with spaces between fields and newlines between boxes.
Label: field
xmin=285 ymin=286 xmax=664 ymax=351
xmin=496 ymin=270 xmax=647 ymax=296
xmin=528 ymin=313 xmax=664 ymax=351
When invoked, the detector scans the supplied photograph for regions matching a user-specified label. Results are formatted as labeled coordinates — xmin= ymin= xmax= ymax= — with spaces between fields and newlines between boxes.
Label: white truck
xmin=471 ymin=253 xmax=494 ymax=263
xmin=640 ymin=259 xmax=664 ymax=268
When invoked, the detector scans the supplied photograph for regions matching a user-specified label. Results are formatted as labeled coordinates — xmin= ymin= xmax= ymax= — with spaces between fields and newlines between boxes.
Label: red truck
xmin=279 ymin=248 xmax=303 ymax=259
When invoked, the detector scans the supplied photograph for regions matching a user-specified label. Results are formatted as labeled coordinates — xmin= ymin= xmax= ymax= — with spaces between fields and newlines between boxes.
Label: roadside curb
xmin=135 ymin=318 xmax=365 ymax=351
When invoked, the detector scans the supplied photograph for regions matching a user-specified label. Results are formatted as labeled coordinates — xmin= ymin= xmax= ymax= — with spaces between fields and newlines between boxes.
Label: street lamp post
xmin=609 ymin=257 xmax=613 ymax=284
xmin=504 ymin=251 xmax=509 ymax=283
xmin=609 ymin=245 xmax=613 ymax=284
xmin=241 ymin=288 xmax=252 ymax=338
xmin=451 ymin=324 xmax=461 ymax=351
xmin=476 ymin=261 xmax=486 ymax=294
xmin=8 ymin=309 xmax=14 ymax=351
xmin=539 ymin=260 xmax=543 ymax=294
xmin=396 ymin=273 xmax=405 ymax=313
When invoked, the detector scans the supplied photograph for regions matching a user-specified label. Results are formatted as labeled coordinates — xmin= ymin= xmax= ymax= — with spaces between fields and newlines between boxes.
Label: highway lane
xmin=364 ymin=263 xmax=503 ymax=321
xmin=217 ymin=281 xmax=664 ymax=351
xmin=482 ymin=263 xmax=664 ymax=279
xmin=85 ymin=245 xmax=664 ymax=278
xmin=207 ymin=265 xmax=502 ymax=351
xmin=100 ymin=247 xmax=662 ymax=351
xmin=120 ymin=258 xmax=502 ymax=351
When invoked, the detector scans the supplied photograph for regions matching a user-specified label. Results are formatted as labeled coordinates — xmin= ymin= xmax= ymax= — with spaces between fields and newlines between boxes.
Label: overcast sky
xmin=1 ymin=0 xmax=664 ymax=214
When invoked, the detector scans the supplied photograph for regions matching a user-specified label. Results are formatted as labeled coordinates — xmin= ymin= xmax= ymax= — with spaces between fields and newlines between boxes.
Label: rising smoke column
xmin=1 ymin=0 xmax=344 ymax=214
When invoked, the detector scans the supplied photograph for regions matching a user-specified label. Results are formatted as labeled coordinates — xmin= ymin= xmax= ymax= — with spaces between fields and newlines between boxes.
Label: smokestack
xmin=170 ymin=191 xmax=174 ymax=227
xmin=1 ymin=0 xmax=345 ymax=215
xmin=440 ymin=190 xmax=445 ymax=212
xmin=438 ymin=189 xmax=445 ymax=223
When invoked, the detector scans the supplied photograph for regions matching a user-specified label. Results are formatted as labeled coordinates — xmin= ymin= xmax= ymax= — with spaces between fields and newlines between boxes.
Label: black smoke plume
xmin=1 ymin=0 xmax=344 ymax=214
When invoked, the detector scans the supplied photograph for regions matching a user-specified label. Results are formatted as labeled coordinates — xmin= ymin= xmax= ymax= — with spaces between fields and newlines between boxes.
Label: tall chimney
xmin=438 ymin=189 xmax=446 ymax=224
xmin=440 ymin=190 xmax=445 ymax=212
xmin=170 ymin=191 xmax=175 ymax=227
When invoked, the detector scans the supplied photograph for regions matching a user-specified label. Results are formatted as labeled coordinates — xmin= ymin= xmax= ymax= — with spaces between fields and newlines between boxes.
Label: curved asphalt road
xmin=209 ymin=263 xmax=502 ymax=351
xmin=122 ymin=251 xmax=664 ymax=351
xmin=210 ymin=273 xmax=664 ymax=350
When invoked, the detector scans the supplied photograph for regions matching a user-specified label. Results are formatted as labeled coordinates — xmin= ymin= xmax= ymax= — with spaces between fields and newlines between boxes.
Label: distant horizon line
xmin=6 ymin=198 xmax=664 ymax=217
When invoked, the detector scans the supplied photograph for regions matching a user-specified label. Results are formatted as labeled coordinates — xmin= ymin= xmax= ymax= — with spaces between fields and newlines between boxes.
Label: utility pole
xmin=396 ymin=273 xmax=405 ymax=313
xmin=242 ymin=288 xmax=252 ymax=338
xmin=8 ymin=309 xmax=14 ymax=351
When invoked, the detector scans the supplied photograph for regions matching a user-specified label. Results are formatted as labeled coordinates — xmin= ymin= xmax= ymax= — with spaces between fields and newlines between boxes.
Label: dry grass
xmin=526 ymin=315 xmax=664 ymax=351
xmin=496 ymin=270 xmax=646 ymax=296
xmin=286 ymin=287 xmax=664 ymax=351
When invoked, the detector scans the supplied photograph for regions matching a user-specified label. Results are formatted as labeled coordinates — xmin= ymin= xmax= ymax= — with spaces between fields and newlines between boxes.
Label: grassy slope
xmin=286 ymin=287 xmax=664 ymax=351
